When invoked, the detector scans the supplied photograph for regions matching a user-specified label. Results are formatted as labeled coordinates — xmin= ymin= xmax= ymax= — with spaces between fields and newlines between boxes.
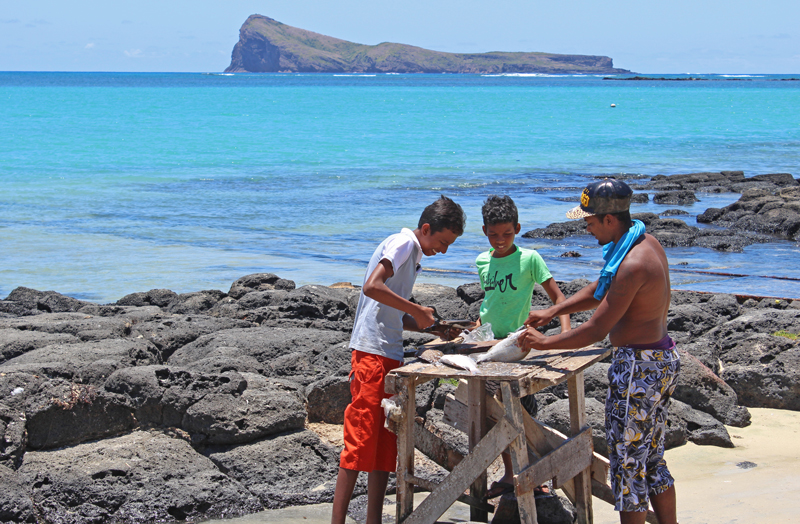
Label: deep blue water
xmin=1 ymin=72 xmax=799 ymax=302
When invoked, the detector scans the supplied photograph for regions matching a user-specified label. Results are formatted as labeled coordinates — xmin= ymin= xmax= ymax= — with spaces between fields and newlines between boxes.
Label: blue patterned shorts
xmin=606 ymin=341 xmax=680 ymax=512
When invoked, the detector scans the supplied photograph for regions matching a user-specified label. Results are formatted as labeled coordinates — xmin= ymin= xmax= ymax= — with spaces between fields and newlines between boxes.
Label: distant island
xmin=225 ymin=15 xmax=631 ymax=74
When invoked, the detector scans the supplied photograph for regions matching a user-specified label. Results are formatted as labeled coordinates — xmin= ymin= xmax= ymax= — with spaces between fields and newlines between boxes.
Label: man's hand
xmin=518 ymin=327 xmax=548 ymax=351
xmin=525 ymin=309 xmax=554 ymax=328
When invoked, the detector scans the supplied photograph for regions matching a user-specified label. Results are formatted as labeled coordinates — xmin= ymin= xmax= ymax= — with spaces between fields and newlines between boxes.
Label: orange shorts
xmin=339 ymin=350 xmax=403 ymax=472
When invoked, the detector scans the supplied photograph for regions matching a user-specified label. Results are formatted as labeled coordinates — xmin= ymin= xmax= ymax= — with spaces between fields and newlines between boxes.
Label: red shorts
xmin=339 ymin=350 xmax=402 ymax=472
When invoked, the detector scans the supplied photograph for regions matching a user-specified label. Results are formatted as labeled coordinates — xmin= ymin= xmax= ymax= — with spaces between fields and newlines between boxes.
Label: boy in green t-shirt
xmin=475 ymin=195 xmax=571 ymax=498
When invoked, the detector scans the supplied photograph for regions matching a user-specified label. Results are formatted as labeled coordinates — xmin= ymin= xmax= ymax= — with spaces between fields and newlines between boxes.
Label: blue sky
xmin=1 ymin=0 xmax=798 ymax=73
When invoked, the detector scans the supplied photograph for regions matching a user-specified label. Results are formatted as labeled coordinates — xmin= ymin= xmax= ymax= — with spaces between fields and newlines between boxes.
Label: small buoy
xmin=610 ymin=103 xmax=616 ymax=107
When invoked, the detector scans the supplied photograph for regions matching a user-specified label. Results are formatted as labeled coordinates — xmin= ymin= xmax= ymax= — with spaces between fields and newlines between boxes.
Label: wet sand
xmin=208 ymin=407 xmax=800 ymax=524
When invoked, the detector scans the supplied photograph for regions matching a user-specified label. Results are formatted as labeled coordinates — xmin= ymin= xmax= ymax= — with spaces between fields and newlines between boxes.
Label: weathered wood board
xmin=394 ymin=345 xmax=611 ymax=396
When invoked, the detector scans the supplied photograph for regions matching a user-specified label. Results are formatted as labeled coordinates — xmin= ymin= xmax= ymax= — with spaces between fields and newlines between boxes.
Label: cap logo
xmin=580 ymin=189 xmax=590 ymax=208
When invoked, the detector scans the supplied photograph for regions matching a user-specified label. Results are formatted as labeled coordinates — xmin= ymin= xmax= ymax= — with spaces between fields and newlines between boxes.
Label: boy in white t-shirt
xmin=331 ymin=195 xmax=467 ymax=524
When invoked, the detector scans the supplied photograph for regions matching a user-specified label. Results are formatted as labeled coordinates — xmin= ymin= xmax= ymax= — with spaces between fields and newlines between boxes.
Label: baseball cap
xmin=566 ymin=178 xmax=633 ymax=219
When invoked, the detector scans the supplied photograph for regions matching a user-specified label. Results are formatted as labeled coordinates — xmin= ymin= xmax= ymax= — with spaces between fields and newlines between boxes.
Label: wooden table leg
xmin=501 ymin=382 xmax=538 ymax=524
xmin=396 ymin=375 xmax=416 ymax=523
xmin=568 ymin=371 xmax=593 ymax=524
xmin=468 ymin=378 xmax=488 ymax=522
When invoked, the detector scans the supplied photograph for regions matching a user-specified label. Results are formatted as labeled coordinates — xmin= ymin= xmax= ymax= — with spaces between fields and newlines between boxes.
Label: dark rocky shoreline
xmin=2 ymin=268 xmax=800 ymax=523
xmin=524 ymin=170 xmax=800 ymax=253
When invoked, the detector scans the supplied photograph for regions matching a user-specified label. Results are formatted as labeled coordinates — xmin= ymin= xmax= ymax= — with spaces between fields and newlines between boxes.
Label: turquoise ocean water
xmin=1 ymin=72 xmax=799 ymax=303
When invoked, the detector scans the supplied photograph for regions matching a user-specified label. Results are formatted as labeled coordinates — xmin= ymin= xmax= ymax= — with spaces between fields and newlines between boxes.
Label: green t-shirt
xmin=475 ymin=246 xmax=553 ymax=338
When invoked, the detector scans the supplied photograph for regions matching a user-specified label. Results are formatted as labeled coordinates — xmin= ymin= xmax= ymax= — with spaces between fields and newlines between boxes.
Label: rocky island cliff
xmin=225 ymin=15 xmax=631 ymax=74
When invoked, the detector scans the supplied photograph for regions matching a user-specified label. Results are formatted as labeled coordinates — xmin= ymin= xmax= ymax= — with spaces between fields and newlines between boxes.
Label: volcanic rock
xmin=0 ymin=329 xmax=80 ymax=365
xmin=117 ymin=288 xmax=178 ymax=308
xmin=168 ymin=326 xmax=351 ymax=386
xmin=306 ymin=375 xmax=350 ymax=424
xmin=0 ymin=464 xmax=36 ymax=523
xmin=630 ymin=171 xmax=797 ymax=194
xmin=697 ymin=187 xmax=800 ymax=240
xmin=17 ymin=430 xmax=263 ymax=523
xmin=669 ymin=399 xmax=733 ymax=448
xmin=412 ymin=283 xmax=471 ymax=320
xmin=537 ymin=398 xmax=608 ymax=457
xmin=524 ymin=212 xmax=773 ymax=252
xmin=205 ymin=429 xmax=341 ymax=509
xmin=166 ymin=290 xmax=228 ymax=315
xmin=0 ymin=403 xmax=26 ymax=469
xmin=227 ymin=273 xmax=296 ymax=299
xmin=653 ymin=190 xmax=699 ymax=205
xmin=4 ymin=286 xmax=91 ymax=314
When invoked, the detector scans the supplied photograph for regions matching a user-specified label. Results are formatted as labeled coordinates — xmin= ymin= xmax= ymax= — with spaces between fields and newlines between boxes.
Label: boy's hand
xmin=430 ymin=324 xmax=463 ymax=341
xmin=525 ymin=309 xmax=554 ymax=328
xmin=413 ymin=306 xmax=437 ymax=331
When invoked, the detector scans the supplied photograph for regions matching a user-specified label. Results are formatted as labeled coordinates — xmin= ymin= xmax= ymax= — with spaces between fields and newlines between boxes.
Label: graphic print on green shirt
xmin=476 ymin=246 xmax=552 ymax=338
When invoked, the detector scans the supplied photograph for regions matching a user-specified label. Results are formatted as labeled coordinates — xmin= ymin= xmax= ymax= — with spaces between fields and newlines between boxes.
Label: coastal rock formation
xmin=225 ymin=15 xmax=630 ymax=74
xmin=697 ymin=187 xmax=800 ymax=240
xmin=18 ymin=430 xmax=263 ymax=523
xmin=523 ymin=212 xmax=772 ymax=252
xmin=0 ymin=464 xmax=35 ymax=523
xmin=205 ymin=429 xmax=341 ymax=509
xmin=1 ymin=274 xmax=796 ymax=522
xmin=629 ymin=171 xmax=798 ymax=194
xmin=653 ymin=190 xmax=698 ymax=205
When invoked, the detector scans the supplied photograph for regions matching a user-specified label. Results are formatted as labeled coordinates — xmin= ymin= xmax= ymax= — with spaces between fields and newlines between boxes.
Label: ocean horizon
xmin=2 ymin=72 xmax=799 ymax=303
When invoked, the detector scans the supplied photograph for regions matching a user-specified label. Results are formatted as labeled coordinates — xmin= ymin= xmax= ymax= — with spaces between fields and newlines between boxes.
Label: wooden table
xmin=384 ymin=343 xmax=658 ymax=524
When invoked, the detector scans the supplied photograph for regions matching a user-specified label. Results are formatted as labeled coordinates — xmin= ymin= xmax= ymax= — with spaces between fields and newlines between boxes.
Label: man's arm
xmin=364 ymin=259 xmax=437 ymax=331
xmin=539 ymin=278 xmax=571 ymax=332
xmin=519 ymin=262 xmax=644 ymax=350
xmin=525 ymin=280 xmax=601 ymax=328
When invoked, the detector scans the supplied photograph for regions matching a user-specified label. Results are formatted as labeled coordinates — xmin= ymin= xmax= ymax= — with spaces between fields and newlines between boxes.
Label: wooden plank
xmin=401 ymin=416 xmax=520 ymax=524
xmin=517 ymin=346 xmax=612 ymax=396
xmin=385 ymin=373 xmax=399 ymax=395
xmin=406 ymin=474 xmax=495 ymax=515
xmin=501 ymin=382 xmax=538 ymax=524
xmin=396 ymin=376 xmax=416 ymax=523
xmin=468 ymin=378 xmax=488 ymax=522
xmin=413 ymin=416 xmax=464 ymax=472
xmin=568 ymin=372 xmax=593 ymax=524
xmin=443 ymin=393 xmax=541 ymax=463
xmin=444 ymin=370 xmax=659 ymax=523
xmin=515 ymin=428 xmax=593 ymax=494
xmin=392 ymin=346 xmax=611 ymax=395
xmin=447 ymin=387 xmax=609 ymax=503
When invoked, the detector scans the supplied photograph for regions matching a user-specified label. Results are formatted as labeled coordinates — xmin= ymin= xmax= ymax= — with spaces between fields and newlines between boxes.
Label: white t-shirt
xmin=349 ymin=228 xmax=422 ymax=362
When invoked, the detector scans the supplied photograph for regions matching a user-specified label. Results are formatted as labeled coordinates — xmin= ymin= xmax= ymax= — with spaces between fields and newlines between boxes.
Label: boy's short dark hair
xmin=419 ymin=195 xmax=466 ymax=236
xmin=481 ymin=195 xmax=518 ymax=226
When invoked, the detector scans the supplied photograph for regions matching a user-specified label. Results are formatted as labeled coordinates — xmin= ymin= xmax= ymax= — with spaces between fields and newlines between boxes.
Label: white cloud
xmin=124 ymin=49 xmax=143 ymax=58
xmin=85 ymin=43 xmax=95 ymax=49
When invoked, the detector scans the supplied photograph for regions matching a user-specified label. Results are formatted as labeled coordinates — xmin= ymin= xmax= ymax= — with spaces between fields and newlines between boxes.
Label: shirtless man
xmin=519 ymin=178 xmax=680 ymax=524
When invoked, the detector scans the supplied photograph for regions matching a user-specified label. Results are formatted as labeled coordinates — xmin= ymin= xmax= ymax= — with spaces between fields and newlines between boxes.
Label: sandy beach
xmin=209 ymin=407 xmax=800 ymax=524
